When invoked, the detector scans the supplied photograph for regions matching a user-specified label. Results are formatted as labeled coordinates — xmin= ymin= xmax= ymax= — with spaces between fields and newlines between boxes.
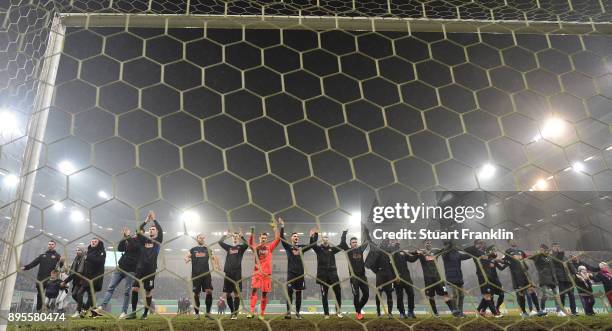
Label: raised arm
xmin=338 ymin=230 xmax=349 ymax=251
xmin=269 ymin=218 xmax=282 ymax=251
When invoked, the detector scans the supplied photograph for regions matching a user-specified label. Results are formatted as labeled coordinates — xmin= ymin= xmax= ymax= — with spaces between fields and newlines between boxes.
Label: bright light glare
xmin=3 ymin=174 xmax=19 ymax=188
xmin=539 ymin=117 xmax=566 ymax=140
xmin=52 ymin=201 xmax=64 ymax=212
xmin=181 ymin=211 xmax=200 ymax=225
xmin=97 ymin=190 xmax=109 ymax=199
xmin=572 ymin=162 xmax=585 ymax=173
xmin=58 ymin=160 xmax=76 ymax=175
xmin=535 ymin=179 xmax=548 ymax=190
xmin=349 ymin=212 xmax=361 ymax=226
xmin=70 ymin=210 xmax=84 ymax=222
xmin=0 ymin=111 xmax=20 ymax=136
xmin=478 ymin=163 xmax=496 ymax=179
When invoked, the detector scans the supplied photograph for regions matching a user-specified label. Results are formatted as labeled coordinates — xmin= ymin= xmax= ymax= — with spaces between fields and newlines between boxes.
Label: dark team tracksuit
xmin=441 ymin=248 xmax=471 ymax=314
xmin=552 ymin=251 xmax=576 ymax=314
xmin=339 ymin=231 xmax=369 ymax=315
xmin=23 ymin=249 xmax=63 ymax=311
xmin=504 ymin=247 xmax=541 ymax=314
xmin=310 ymin=233 xmax=342 ymax=316
xmin=131 ymin=219 xmax=163 ymax=317
xmin=219 ymin=237 xmax=247 ymax=314
xmin=281 ymin=227 xmax=312 ymax=315
xmin=190 ymin=245 xmax=213 ymax=315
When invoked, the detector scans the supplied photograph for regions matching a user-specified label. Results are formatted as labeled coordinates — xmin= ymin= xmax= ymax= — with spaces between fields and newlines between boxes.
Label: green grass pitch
xmin=7 ymin=314 xmax=612 ymax=330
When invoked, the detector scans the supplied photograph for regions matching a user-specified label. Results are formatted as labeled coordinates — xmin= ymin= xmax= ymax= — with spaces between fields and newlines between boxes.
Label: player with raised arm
xmin=310 ymin=228 xmax=344 ymax=319
xmin=126 ymin=211 xmax=163 ymax=320
xmin=365 ymin=238 xmax=395 ymax=319
xmin=479 ymin=248 xmax=508 ymax=317
xmin=247 ymin=218 xmax=281 ymax=319
xmin=185 ymin=233 xmax=219 ymax=319
xmin=218 ymin=229 xmax=248 ymax=319
xmin=391 ymin=240 xmax=419 ymax=319
xmin=415 ymin=240 xmax=458 ymax=317
xmin=440 ymin=241 xmax=472 ymax=318
xmin=278 ymin=217 xmax=314 ymax=319
xmin=504 ymin=239 xmax=546 ymax=317
xmin=339 ymin=227 xmax=370 ymax=320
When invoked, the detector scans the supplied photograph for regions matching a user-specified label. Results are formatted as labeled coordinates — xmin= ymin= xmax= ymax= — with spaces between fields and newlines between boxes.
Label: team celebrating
xmin=21 ymin=212 xmax=612 ymax=320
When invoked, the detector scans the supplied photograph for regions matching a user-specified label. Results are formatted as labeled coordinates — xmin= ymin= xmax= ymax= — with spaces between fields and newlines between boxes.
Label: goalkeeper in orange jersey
xmin=246 ymin=218 xmax=281 ymax=319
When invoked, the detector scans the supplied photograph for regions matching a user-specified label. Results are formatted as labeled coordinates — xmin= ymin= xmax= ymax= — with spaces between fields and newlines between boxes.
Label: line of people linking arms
xmin=21 ymin=213 xmax=612 ymax=321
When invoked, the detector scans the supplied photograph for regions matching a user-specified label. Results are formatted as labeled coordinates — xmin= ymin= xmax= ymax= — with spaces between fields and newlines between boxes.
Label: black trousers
xmin=75 ymin=285 xmax=95 ymax=311
xmin=350 ymin=279 xmax=369 ymax=314
xmin=320 ymin=284 xmax=341 ymax=315
xmin=558 ymin=281 xmax=576 ymax=314
xmin=395 ymin=283 xmax=415 ymax=314
xmin=35 ymin=282 xmax=46 ymax=311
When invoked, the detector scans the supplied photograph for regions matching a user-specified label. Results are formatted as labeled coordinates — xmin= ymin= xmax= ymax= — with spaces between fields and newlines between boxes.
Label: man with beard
xmin=504 ymin=239 xmax=545 ymax=317
xmin=440 ymin=241 xmax=472 ymax=317
xmin=126 ymin=211 xmax=163 ymax=320
xmin=391 ymin=241 xmax=419 ymax=319
xmin=96 ymin=226 xmax=140 ymax=318
xmin=21 ymin=240 xmax=63 ymax=312
xmin=530 ymin=244 xmax=565 ymax=317
xmin=551 ymin=243 xmax=577 ymax=316
xmin=567 ymin=254 xmax=600 ymax=313
xmin=74 ymin=238 xmax=106 ymax=318
xmin=415 ymin=240 xmax=457 ymax=317
xmin=365 ymin=238 xmax=394 ymax=319
xmin=247 ymin=219 xmax=281 ymax=319
xmin=62 ymin=246 xmax=85 ymax=317
xmin=185 ymin=233 xmax=218 ymax=319
xmin=310 ymin=229 xmax=343 ymax=319
xmin=218 ymin=229 xmax=248 ymax=319
xmin=339 ymin=228 xmax=370 ymax=320
xmin=278 ymin=218 xmax=314 ymax=319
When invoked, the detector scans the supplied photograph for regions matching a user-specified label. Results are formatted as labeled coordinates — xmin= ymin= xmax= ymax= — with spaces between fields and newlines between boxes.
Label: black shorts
xmin=133 ymin=273 xmax=155 ymax=291
xmin=192 ymin=274 xmax=213 ymax=293
xmin=287 ymin=273 xmax=305 ymax=291
xmin=222 ymin=272 xmax=242 ymax=293
xmin=481 ymin=284 xmax=504 ymax=295
xmin=425 ymin=284 xmax=448 ymax=297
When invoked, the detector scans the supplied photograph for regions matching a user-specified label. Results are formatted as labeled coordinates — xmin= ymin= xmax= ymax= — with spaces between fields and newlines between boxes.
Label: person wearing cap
xmin=530 ymin=244 xmax=565 ymax=317
xmin=574 ymin=266 xmax=595 ymax=315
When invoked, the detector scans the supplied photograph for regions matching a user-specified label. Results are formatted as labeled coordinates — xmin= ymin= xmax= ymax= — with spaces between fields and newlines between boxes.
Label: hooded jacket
xmin=82 ymin=241 xmax=106 ymax=292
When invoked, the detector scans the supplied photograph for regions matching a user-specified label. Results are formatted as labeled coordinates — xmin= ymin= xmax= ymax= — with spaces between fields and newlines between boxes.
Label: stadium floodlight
xmin=57 ymin=160 xmax=76 ymax=175
xmin=0 ymin=110 xmax=20 ymax=137
xmin=181 ymin=210 xmax=200 ymax=227
xmin=52 ymin=201 xmax=64 ymax=212
xmin=97 ymin=190 xmax=109 ymax=199
xmin=349 ymin=212 xmax=361 ymax=226
xmin=534 ymin=179 xmax=548 ymax=190
xmin=70 ymin=209 xmax=85 ymax=222
xmin=2 ymin=174 xmax=19 ymax=188
xmin=477 ymin=163 xmax=496 ymax=180
xmin=572 ymin=162 xmax=585 ymax=173
xmin=534 ymin=117 xmax=566 ymax=141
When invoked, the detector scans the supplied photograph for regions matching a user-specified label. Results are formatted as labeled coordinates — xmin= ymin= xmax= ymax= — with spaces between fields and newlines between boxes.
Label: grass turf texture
xmin=7 ymin=314 xmax=612 ymax=330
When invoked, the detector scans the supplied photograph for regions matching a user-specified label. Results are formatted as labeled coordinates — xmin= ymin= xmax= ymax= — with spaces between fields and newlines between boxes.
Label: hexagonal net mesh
xmin=0 ymin=0 xmax=611 ymax=330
